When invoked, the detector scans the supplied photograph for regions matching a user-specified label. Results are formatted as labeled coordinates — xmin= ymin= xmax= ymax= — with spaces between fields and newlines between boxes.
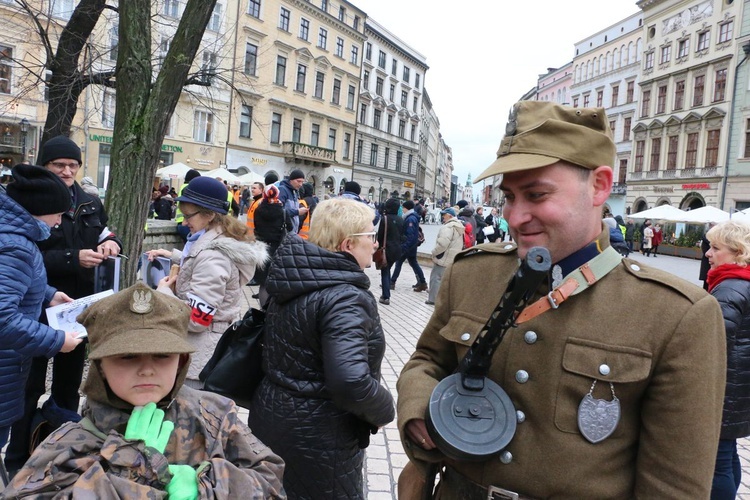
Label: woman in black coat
xmin=247 ymin=198 xmax=395 ymax=499
xmin=377 ymin=197 xmax=404 ymax=305
xmin=705 ymin=220 xmax=750 ymax=499
xmin=253 ymin=184 xmax=292 ymax=286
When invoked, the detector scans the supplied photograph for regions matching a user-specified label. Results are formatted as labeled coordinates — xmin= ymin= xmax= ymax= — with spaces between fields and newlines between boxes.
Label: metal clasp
xmin=546 ymin=291 xmax=560 ymax=309
xmin=488 ymin=485 xmax=520 ymax=500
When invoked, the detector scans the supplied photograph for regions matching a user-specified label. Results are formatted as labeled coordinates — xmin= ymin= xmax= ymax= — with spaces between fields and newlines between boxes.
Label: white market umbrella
xmin=629 ymin=205 xmax=687 ymax=221
xmin=730 ymin=211 xmax=750 ymax=223
xmin=201 ymin=168 xmax=242 ymax=184
xmin=680 ymin=206 xmax=730 ymax=224
xmin=237 ymin=171 xmax=264 ymax=185
xmin=155 ymin=162 xmax=192 ymax=180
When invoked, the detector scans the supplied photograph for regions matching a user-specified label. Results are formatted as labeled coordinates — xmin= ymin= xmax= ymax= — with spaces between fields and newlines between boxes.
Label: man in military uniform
xmin=397 ymin=101 xmax=726 ymax=498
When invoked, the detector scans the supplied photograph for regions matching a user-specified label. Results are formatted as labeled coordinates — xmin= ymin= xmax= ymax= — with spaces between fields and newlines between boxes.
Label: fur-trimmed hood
xmin=201 ymin=233 xmax=269 ymax=284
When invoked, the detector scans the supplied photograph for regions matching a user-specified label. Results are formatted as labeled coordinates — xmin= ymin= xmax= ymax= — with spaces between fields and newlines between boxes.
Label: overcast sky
xmin=353 ymin=0 xmax=641 ymax=196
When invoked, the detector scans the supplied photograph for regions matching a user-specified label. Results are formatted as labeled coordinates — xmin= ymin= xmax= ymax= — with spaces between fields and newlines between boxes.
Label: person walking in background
xmin=377 ymin=198 xmax=404 ymax=305
xmin=704 ymin=221 xmax=750 ymax=499
xmin=298 ymin=182 xmax=318 ymax=240
xmin=473 ymin=206 xmax=488 ymax=244
xmin=247 ymin=199 xmax=395 ymax=499
xmin=485 ymin=207 xmax=501 ymax=242
xmin=390 ymin=200 xmax=428 ymax=292
xmin=252 ymin=184 xmax=293 ymax=290
xmin=624 ymin=218 xmax=636 ymax=254
xmin=0 ymin=165 xmax=83 ymax=451
xmin=701 ymin=222 xmax=717 ymax=290
xmin=651 ymin=223 xmax=663 ymax=257
xmin=79 ymin=176 xmax=99 ymax=197
xmin=240 ymin=184 xmax=251 ymax=215
xmin=175 ymin=169 xmax=201 ymax=242
xmin=426 ymin=207 xmax=464 ymax=306
xmin=642 ymin=220 xmax=654 ymax=256
xmin=278 ymin=169 xmax=308 ymax=234
xmin=152 ymin=185 xmax=173 ymax=220
xmin=244 ymin=181 xmax=265 ymax=238
xmin=146 ymin=177 xmax=268 ymax=389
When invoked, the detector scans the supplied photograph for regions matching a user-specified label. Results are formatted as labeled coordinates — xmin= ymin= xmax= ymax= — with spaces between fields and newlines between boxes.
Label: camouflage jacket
xmin=1 ymin=386 xmax=286 ymax=499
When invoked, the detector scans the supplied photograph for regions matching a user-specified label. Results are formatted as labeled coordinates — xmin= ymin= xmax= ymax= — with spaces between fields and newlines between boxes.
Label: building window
xmin=641 ymin=89 xmax=651 ymax=117
xmin=714 ymin=68 xmax=727 ymax=102
xmin=645 ymin=51 xmax=654 ymax=70
xmin=634 ymin=140 xmax=645 ymax=172
xmin=626 ymin=81 xmax=634 ymax=103
xmin=583 ymin=94 xmax=590 ymax=107
xmin=353 ymin=15 xmax=359 ymax=30
xmin=667 ymin=135 xmax=678 ymax=169
xmin=373 ymin=109 xmax=381 ymax=129
xmin=719 ymin=21 xmax=734 ymax=43
xmin=396 ymin=151 xmax=403 ymax=172
xmin=201 ymin=51 xmax=217 ymax=75
xmin=413 ymin=96 xmax=418 ymax=112
xmin=158 ymin=37 xmax=171 ymax=70
xmin=109 ymin=24 xmax=118 ymax=61
xmin=384 ymin=147 xmax=390 ymax=169
xmin=193 ymin=111 xmax=213 ymax=143
xmin=389 ymin=84 xmax=395 ymax=101
xmin=650 ymin=137 xmax=661 ymax=171
xmin=318 ymin=28 xmax=327 ymax=49
xmin=363 ymin=70 xmax=369 ymax=90
xmin=332 ymin=78 xmax=341 ymax=104
xmin=401 ymin=90 xmax=408 ymax=108
xmin=278 ymin=7 xmax=290 ymax=30
xmin=338 ymin=6 xmax=345 ymax=22
xmin=244 ymin=43 xmax=258 ymax=76
xmin=678 ymin=38 xmax=689 ymax=58
xmin=387 ymin=114 xmax=393 ymax=134
xmin=674 ymin=80 xmax=685 ymax=110
xmin=335 ymin=37 xmax=344 ymax=57
xmin=275 ymin=55 xmax=286 ymax=85
xmin=356 ymin=139 xmax=363 ymax=163
xmin=744 ymin=119 xmax=750 ymax=158
xmin=314 ymin=71 xmax=324 ymax=99
xmin=415 ymin=73 xmax=421 ymax=89
xmin=611 ymin=85 xmax=619 ymax=107
xmin=623 ymin=117 xmax=631 ymax=141
xmin=248 ymin=0 xmax=261 ymax=18
xmin=398 ymin=120 xmax=405 ymax=138
xmin=705 ymin=130 xmax=720 ymax=167
xmin=321 ymin=0 xmax=327 ymax=12
xmin=102 ymin=91 xmax=115 ymax=128
xmin=359 ymin=103 xmax=367 ymax=124
xmin=685 ymin=132 xmax=698 ymax=168
xmin=609 ymin=120 xmax=616 ymax=138
xmin=365 ymin=42 xmax=372 ymax=60
xmin=403 ymin=66 xmax=410 ymax=83
xmin=391 ymin=59 xmax=397 ymax=76
xmin=410 ymin=124 xmax=416 ymax=142
xmin=697 ymin=31 xmax=710 ymax=51
xmin=350 ymin=46 xmax=358 ymax=65
xmin=378 ymin=50 xmax=386 ymax=69
xmin=163 ymin=0 xmax=179 ymax=18
xmin=0 ymin=45 xmax=12 ymax=94
xmin=328 ymin=128 xmax=336 ymax=149
xmin=295 ymin=64 xmax=306 ymax=92
xmin=572 ymin=97 xmax=579 ymax=108
xmin=408 ymin=154 xmax=413 ymax=174
xmin=292 ymin=118 xmax=301 ymax=142
xmin=376 ymin=77 xmax=383 ymax=96
xmin=347 ymin=85 xmax=355 ymax=110
xmin=660 ymin=45 xmax=671 ymax=64
xmin=240 ymin=105 xmax=252 ymax=138
xmin=310 ymin=124 xmax=319 ymax=146
xmin=694 ymin=75 xmax=705 ymax=106
xmin=343 ymin=132 xmax=351 ymax=159
xmin=209 ymin=3 xmax=222 ymax=31
xmin=656 ymin=85 xmax=667 ymax=114
xmin=271 ymin=113 xmax=281 ymax=144
xmin=596 ymin=90 xmax=603 ymax=107
xmin=299 ymin=18 xmax=309 ymax=41
xmin=618 ymin=159 xmax=628 ymax=185
xmin=370 ymin=143 xmax=378 ymax=166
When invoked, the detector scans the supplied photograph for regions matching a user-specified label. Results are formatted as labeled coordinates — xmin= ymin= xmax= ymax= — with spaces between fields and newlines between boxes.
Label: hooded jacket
xmin=0 ymin=193 xmax=65 ymax=427
xmin=161 ymin=227 xmax=268 ymax=380
xmin=432 ymin=217 xmax=464 ymax=267
xmin=2 ymin=353 xmax=286 ymax=498
xmin=247 ymin=234 xmax=394 ymax=499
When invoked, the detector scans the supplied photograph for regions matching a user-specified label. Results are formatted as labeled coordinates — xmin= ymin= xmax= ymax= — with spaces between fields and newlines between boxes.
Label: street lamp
xmin=378 ymin=176 xmax=383 ymax=203
xmin=19 ymin=118 xmax=29 ymax=162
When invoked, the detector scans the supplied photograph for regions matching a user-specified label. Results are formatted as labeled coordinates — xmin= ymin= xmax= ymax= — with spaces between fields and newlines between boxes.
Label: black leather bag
xmin=199 ymin=308 xmax=266 ymax=408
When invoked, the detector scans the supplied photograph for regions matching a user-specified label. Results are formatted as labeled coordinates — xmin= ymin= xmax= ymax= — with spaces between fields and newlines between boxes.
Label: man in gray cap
xmin=397 ymin=101 xmax=725 ymax=498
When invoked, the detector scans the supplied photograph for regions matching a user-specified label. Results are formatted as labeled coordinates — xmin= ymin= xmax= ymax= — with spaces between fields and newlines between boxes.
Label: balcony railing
xmin=627 ymin=166 xmax=723 ymax=182
xmin=282 ymin=142 xmax=336 ymax=165
xmin=611 ymin=182 xmax=627 ymax=195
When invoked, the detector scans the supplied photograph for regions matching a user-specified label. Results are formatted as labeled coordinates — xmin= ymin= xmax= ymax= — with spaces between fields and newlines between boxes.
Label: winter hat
xmin=300 ymin=182 xmax=314 ymax=198
xmin=184 ymin=169 xmax=201 ymax=183
xmin=614 ymin=215 xmax=625 ymax=226
xmin=456 ymin=200 xmax=469 ymax=209
xmin=264 ymin=172 xmax=279 ymax=185
xmin=289 ymin=169 xmax=305 ymax=181
xmin=385 ymin=197 xmax=401 ymax=214
xmin=175 ymin=176 xmax=230 ymax=214
xmin=263 ymin=184 xmax=281 ymax=203
xmin=440 ymin=207 xmax=457 ymax=218
xmin=38 ymin=135 xmax=82 ymax=166
xmin=158 ymin=185 xmax=169 ymax=195
xmin=402 ymin=200 xmax=415 ymax=210
xmin=344 ymin=181 xmax=361 ymax=195
xmin=6 ymin=164 xmax=71 ymax=215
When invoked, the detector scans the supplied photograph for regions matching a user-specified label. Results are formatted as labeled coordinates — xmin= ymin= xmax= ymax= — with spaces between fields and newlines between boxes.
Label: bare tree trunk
xmin=105 ymin=0 xmax=217 ymax=286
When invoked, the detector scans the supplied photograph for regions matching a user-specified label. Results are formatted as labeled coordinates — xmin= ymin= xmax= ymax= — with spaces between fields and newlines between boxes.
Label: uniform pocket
xmin=438 ymin=314 xmax=485 ymax=361
xmin=554 ymin=338 xmax=652 ymax=433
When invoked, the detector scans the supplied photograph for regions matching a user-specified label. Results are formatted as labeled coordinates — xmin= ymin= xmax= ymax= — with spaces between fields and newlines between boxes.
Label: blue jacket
xmin=277 ymin=179 xmax=301 ymax=233
xmin=401 ymin=211 xmax=421 ymax=256
xmin=0 ymin=192 xmax=65 ymax=426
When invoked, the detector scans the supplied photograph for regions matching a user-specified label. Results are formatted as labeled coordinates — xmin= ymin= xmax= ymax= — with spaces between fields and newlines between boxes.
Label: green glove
xmin=124 ymin=402 xmax=174 ymax=454
xmin=167 ymin=464 xmax=199 ymax=500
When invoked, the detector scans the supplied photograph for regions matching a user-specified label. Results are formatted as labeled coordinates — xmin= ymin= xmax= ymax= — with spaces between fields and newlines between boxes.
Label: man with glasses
xmin=6 ymin=135 xmax=123 ymax=477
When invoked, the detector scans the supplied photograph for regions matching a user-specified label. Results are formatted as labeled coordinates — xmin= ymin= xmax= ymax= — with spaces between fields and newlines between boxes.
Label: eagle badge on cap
xmin=505 ymin=104 xmax=519 ymax=136
xmin=131 ymin=289 xmax=153 ymax=314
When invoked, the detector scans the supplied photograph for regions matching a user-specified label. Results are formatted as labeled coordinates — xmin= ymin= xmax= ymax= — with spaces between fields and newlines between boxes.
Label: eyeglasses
xmin=48 ymin=161 xmax=81 ymax=171
xmin=182 ymin=210 xmax=201 ymax=220
xmin=350 ymin=231 xmax=377 ymax=242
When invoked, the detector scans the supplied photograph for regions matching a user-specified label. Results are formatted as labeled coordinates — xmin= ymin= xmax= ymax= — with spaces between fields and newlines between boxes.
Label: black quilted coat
xmin=711 ymin=277 xmax=750 ymax=439
xmin=247 ymin=234 xmax=395 ymax=499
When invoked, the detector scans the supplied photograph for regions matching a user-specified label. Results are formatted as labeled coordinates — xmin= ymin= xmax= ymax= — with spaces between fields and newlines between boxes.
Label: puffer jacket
xmin=247 ymin=233 xmax=395 ymax=499
xmin=711 ymin=277 xmax=750 ymax=439
xmin=161 ymin=228 xmax=268 ymax=381
xmin=0 ymin=192 xmax=65 ymax=426
xmin=378 ymin=212 xmax=405 ymax=266
xmin=432 ymin=217 xmax=464 ymax=267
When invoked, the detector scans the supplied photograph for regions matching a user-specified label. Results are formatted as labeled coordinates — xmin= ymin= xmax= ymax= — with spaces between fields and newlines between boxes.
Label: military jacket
xmin=1 ymin=386 xmax=285 ymax=499
xmin=397 ymin=230 xmax=726 ymax=499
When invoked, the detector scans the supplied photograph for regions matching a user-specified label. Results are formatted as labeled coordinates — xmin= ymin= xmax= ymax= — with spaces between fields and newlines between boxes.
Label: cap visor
xmin=475 ymin=153 xmax=560 ymax=183
xmin=88 ymin=328 xmax=195 ymax=359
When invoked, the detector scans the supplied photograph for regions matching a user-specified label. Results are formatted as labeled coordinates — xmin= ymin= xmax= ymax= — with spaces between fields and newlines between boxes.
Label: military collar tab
xmin=554 ymin=242 xmax=601 ymax=281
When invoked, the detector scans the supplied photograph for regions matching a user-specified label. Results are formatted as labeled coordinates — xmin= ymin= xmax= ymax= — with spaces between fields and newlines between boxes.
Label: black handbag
xmin=199 ymin=308 xmax=266 ymax=408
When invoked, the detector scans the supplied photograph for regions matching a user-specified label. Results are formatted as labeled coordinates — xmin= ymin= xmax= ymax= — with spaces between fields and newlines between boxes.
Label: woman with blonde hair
xmin=146 ymin=176 xmax=268 ymax=387
xmin=705 ymin=220 xmax=750 ymax=499
xmin=247 ymin=198 xmax=395 ymax=499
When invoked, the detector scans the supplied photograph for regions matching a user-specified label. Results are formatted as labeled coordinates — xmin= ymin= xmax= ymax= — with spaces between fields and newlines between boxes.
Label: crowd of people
xmin=2 ymin=100 xmax=750 ymax=499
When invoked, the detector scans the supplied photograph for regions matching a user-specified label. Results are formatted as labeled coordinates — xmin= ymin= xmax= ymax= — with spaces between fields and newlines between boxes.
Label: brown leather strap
xmin=515 ymin=278 xmax=579 ymax=324
xmin=442 ymin=466 xmax=537 ymax=500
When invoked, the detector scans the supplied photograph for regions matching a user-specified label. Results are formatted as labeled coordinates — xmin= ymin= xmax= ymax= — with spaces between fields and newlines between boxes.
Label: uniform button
xmin=504 ymin=244 xmax=513 ymax=250
xmin=500 ymin=451 xmax=513 ymax=464
xmin=599 ymin=364 xmax=611 ymax=376
xmin=460 ymin=333 xmax=471 ymax=342
xmin=630 ymin=264 xmax=641 ymax=272
xmin=515 ymin=370 xmax=529 ymax=383
xmin=516 ymin=410 xmax=526 ymax=423
xmin=524 ymin=331 xmax=538 ymax=344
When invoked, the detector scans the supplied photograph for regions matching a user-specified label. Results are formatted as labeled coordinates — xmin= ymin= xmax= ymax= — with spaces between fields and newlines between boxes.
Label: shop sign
xmin=89 ymin=134 xmax=183 ymax=153
xmin=682 ymin=183 xmax=710 ymax=190
xmin=403 ymin=181 xmax=415 ymax=188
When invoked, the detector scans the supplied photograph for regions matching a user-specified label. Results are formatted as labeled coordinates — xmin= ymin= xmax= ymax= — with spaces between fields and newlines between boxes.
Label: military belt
xmin=442 ymin=466 xmax=537 ymax=500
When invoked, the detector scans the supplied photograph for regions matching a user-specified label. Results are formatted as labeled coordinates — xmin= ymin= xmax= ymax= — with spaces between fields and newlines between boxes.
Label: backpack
xmin=417 ymin=227 xmax=425 ymax=246
xmin=463 ymin=221 xmax=475 ymax=249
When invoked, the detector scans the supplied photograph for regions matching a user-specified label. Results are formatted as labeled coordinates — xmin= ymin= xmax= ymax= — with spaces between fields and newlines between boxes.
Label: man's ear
xmin=591 ymin=166 xmax=614 ymax=206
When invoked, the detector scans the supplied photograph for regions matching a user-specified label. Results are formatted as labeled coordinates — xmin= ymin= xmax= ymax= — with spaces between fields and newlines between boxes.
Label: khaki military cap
xmin=475 ymin=101 xmax=616 ymax=182
xmin=77 ymin=282 xmax=195 ymax=360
